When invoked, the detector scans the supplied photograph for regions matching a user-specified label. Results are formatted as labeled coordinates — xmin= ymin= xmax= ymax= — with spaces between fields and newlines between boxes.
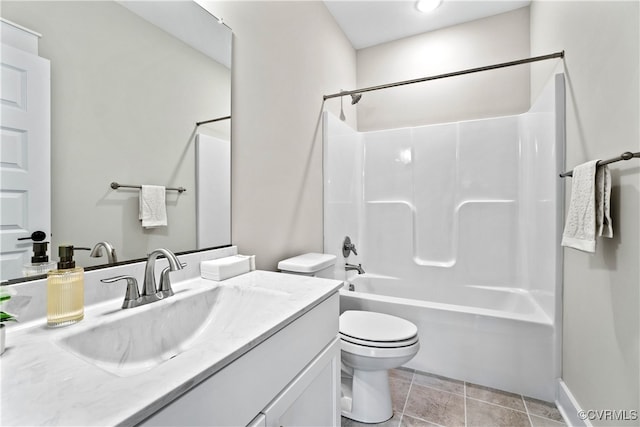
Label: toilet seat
xmin=339 ymin=332 xmax=419 ymax=348
xmin=339 ymin=311 xmax=419 ymax=358
xmin=340 ymin=310 xmax=417 ymax=342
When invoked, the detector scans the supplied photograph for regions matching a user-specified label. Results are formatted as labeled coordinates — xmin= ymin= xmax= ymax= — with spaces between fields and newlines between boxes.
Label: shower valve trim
xmin=342 ymin=236 xmax=358 ymax=257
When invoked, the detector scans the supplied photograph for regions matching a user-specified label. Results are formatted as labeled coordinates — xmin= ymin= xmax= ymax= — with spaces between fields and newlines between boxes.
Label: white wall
xmin=356 ymin=7 xmax=531 ymax=131
xmin=531 ymin=2 xmax=639 ymax=424
xmin=200 ymin=1 xmax=357 ymax=270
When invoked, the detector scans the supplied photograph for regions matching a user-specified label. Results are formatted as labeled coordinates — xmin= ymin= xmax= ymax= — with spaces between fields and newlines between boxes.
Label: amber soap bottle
xmin=47 ymin=245 xmax=84 ymax=327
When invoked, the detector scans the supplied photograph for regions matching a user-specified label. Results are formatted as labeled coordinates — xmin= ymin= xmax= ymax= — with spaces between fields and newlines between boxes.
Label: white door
xmin=0 ymin=42 xmax=51 ymax=281
xmin=196 ymin=133 xmax=231 ymax=249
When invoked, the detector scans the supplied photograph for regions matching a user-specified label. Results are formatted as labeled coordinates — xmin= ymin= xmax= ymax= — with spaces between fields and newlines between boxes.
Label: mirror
xmin=0 ymin=1 xmax=231 ymax=283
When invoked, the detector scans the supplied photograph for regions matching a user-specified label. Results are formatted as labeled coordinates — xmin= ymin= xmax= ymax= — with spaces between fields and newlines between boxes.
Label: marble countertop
xmin=0 ymin=270 xmax=342 ymax=426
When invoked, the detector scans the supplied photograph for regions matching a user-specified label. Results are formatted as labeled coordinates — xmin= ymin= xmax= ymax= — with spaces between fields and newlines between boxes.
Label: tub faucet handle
xmin=343 ymin=236 xmax=358 ymax=257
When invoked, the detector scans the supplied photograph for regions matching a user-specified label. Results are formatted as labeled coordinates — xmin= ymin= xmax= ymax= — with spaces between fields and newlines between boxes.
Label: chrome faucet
xmin=89 ymin=241 xmax=118 ymax=264
xmin=143 ymin=248 xmax=183 ymax=299
xmin=345 ymin=263 xmax=365 ymax=274
xmin=100 ymin=248 xmax=184 ymax=309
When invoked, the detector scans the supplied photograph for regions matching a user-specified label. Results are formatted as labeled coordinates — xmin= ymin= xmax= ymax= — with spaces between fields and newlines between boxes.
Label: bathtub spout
xmin=345 ymin=263 xmax=365 ymax=274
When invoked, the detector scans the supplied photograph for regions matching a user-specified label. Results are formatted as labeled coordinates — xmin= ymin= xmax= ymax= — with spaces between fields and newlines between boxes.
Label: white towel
xmin=595 ymin=164 xmax=613 ymax=239
xmin=561 ymin=160 xmax=613 ymax=252
xmin=139 ymin=185 xmax=167 ymax=228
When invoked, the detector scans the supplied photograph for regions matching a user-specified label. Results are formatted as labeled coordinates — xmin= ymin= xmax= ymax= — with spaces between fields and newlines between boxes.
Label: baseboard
xmin=556 ymin=379 xmax=591 ymax=427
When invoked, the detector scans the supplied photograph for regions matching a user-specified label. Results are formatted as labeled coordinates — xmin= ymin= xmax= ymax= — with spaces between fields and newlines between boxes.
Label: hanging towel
xmin=139 ymin=185 xmax=167 ymax=228
xmin=561 ymin=160 xmax=613 ymax=252
xmin=595 ymin=164 xmax=613 ymax=239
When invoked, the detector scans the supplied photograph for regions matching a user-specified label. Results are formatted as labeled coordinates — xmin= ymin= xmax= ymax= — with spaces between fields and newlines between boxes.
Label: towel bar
xmin=560 ymin=151 xmax=640 ymax=177
xmin=110 ymin=182 xmax=186 ymax=193
xmin=196 ymin=115 xmax=231 ymax=127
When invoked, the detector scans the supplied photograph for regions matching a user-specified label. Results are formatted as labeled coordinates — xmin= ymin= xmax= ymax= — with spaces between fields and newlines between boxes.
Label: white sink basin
xmin=57 ymin=280 xmax=290 ymax=377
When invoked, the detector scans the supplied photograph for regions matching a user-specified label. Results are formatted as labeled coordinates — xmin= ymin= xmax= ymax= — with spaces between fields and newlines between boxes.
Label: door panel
xmin=0 ymin=42 xmax=51 ymax=280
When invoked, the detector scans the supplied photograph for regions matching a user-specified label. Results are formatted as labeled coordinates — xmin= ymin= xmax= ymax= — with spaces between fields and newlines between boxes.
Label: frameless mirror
xmin=0 ymin=0 xmax=231 ymax=283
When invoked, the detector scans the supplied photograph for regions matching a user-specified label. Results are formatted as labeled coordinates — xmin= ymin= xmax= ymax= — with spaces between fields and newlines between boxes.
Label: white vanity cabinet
xmin=139 ymin=292 xmax=340 ymax=427
xmin=260 ymin=337 xmax=340 ymax=426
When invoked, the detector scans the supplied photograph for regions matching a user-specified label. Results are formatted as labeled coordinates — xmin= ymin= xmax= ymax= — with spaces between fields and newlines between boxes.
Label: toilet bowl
xmin=340 ymin=310 xmax=419 ymax=423
xmin=278 ymin=254 xmax=420 ymax=423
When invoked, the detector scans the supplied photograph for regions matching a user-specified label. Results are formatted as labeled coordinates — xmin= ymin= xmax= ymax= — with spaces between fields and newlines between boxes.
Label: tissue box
xmin=200 ymin=255 xmax=254 ymax=281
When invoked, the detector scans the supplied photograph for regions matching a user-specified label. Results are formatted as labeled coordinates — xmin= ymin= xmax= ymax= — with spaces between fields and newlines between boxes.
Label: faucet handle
xmin=101 ymin=275 xmax=140 ymax=308
xmin=343 ymin=236 xmax=358 ymax=257
xmin=158 ymin=263 xmax=187 ymax=297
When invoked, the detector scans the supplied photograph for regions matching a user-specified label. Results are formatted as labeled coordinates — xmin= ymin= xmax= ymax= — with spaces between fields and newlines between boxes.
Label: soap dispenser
xmin=23 ymin=241 xmax=57 ymax=277
xmin=47 ymin=245 xmax=84 ymax=327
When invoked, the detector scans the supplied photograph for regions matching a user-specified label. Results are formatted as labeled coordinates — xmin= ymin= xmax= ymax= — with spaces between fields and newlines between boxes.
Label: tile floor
xmin=342 ymin=369 xmax=567 ymax=427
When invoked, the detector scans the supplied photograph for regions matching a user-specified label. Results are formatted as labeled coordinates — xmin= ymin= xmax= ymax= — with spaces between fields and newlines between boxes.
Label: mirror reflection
xmin=0 ymin=1 xmax=232 ymax=283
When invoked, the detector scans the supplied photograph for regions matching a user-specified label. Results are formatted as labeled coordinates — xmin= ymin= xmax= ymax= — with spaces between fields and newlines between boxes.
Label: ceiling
xmin=323 ymin=0 xmax=531 ymax=50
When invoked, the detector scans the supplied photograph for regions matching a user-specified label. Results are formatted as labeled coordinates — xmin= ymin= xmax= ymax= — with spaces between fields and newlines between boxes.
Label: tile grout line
xmin=410 ymin=381 xmax=466 ymax=397
xmin=522 ymin=394 xmax=534 ymax=427
xmin=465 ymin=395 xmax=532 ymax=415
xmin=464 ymin=381 xmax=468 ymax=427
xmin=522 ymin=398 xmax=567 ymax=425
xmin=398 ymin=371 xmax=448 ymax=427
xmin=398 ymin=370 xmax=415 ymax=424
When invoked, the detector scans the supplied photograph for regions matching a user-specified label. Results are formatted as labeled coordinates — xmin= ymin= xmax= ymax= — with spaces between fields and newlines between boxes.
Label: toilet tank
xmin=277 ymin=253 xmax=336 ymax=278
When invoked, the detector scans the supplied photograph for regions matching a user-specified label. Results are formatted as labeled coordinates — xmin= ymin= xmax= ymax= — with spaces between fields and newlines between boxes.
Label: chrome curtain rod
xmin=323 ymin=51 xmax=565 ymax=100
xmin=559 ymin=151 xmax=640 ymax=178
xmin=110 ymin=182 xmax=187 ymax=193
xmin=196 ymin=115 xmax=231 ymax=127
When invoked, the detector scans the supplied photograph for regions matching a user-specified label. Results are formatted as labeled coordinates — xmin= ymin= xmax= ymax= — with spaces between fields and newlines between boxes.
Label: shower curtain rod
xmin=323 ymin=51 xmax=565 ymax=101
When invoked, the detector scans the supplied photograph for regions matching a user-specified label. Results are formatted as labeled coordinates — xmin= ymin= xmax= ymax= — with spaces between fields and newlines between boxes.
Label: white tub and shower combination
xmin=323 ymin=74 xmax=565 ymax=401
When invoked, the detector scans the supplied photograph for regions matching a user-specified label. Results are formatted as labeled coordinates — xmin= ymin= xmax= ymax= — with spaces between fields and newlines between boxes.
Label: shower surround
xmin=324 ymin=74 xmax=565 ymax=401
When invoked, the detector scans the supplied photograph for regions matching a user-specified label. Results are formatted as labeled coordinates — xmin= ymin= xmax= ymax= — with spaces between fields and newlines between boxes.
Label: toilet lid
xmin=277 ymin=253 xmax=336 ymax=273
xmin=339 ymin=311 xmax=418 ymax=343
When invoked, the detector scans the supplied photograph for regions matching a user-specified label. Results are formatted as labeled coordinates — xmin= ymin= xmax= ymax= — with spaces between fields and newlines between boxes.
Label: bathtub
xmin=339 ymin=274 xmax=559 ymax=401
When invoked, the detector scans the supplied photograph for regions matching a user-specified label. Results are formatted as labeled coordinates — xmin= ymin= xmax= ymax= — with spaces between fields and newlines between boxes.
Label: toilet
xmin=278 ymin=253 xmax=420 ymax=423
xmin=340 ymin=310 xmax=419 ymax=423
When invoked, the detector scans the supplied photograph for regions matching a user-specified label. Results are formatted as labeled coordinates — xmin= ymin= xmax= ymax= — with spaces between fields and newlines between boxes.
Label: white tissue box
xmin=200 ymin=255 xmax=255 ymax=281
